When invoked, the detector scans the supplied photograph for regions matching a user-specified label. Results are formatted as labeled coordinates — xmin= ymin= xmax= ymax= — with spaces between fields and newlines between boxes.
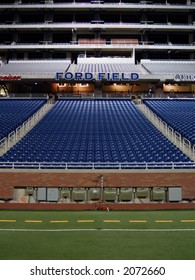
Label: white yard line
xmin=0 ymin=228 xmax=195 ymax=232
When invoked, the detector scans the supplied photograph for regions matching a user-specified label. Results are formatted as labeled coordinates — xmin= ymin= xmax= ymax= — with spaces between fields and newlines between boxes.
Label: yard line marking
xmin=0 ymin=220 xmax=16 ymax=223
xmin=181 ymin=220 xmax=195 ymax=223
xmin=103 ymin=220 xmax=121 ymax=223
xmin=24 ymin=220 xmax=43 ymax=223
xmin=77 ymin=220 xmax=95 ymax=223
xmin=1 ymin=228 xmax=195 ymax=232
xmin=129 ymin=220 xmax=147 ymax=223
xmin=155 ymin=220 xmax=173 ymax=223
xmin=50 ymin=220 xmax=69 ymax=223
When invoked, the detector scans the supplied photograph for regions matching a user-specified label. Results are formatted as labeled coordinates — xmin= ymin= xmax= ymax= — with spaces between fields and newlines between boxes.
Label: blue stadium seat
xmin=0 ymin=99 xmax=46 ymax=140
xmin=0 ymin=99 xmax=191 ymax=164
xmin=144 ymin=99 xmax=195 ymax=145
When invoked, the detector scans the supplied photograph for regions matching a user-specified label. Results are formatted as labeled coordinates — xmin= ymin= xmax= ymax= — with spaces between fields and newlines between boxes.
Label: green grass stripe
xmin=1 ymin=210 xmax=195 ymax=260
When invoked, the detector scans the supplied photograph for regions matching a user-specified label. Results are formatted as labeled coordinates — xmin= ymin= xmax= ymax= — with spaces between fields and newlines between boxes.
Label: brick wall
xmin=1 ymin=203 xmax=195 ymax=211
xmin=0 ymin=169 xmax=195 ymax=199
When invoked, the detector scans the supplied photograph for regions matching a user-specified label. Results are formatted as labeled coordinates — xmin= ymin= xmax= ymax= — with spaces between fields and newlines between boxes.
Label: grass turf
xmin=0 ymin=210 xmax=195 ymax=260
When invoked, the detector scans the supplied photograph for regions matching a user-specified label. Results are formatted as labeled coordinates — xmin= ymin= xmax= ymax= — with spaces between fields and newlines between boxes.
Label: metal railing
xmin=0 ymin=22 xmax=194 ymax=31
xmin=0 ymin=2 xmax=194 ymax=9
xmin=0 ymin=99 xmax=53 ymax=155
xmin=0 ymin=161 xmax=194 ymax=170
xmin=138 ymin=103 xmax=195 ymax=161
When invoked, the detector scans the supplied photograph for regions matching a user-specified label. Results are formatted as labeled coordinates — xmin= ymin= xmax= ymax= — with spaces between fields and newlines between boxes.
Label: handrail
xmin=0 ymin=22 xmax=194 ymax=29
xmin=0 ymin=137 xmax=7 ymax=151
xmin=0 ymin=2 xmax=193 ymax=9
xmin=0 ymin=161 xmax=194 ymax=170
xmin=0 ymin=99 xmax=53 ymax=153
xmin=138 ymin=103 xmax=195 ymax=161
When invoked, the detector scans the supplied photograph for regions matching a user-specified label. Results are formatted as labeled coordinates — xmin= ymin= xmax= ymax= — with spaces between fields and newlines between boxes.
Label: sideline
xmin=0 ymin=228 xmax=195 ymax=232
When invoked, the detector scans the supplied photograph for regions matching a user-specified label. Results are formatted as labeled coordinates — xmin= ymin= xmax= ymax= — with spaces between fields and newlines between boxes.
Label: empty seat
xmin=119 ymin=188 xmax=133 ymax=202
xmin=136 ymin=188 xmax=149 ymax=199
xmin=104 ymin=188 xmax=116 ymax=202
xmin=0 ymin=99 xmax=191 ymax=165
xmin=72 ymin=188 xmax=86 ymax=202
xmin=0 ymin=99 xmax=46 ymax=140
xmin=152 ymin=187 xmax=165 ymax=201
xmin=89 ymin=188 xmax=101 ymax=201
xmin=61 ymin=188 xmax=70 ymax=199
xmin=144 ymin=99 xmax=195 ymax=146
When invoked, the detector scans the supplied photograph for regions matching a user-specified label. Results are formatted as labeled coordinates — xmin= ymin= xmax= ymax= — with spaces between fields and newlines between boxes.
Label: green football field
xmin=0 ymin=210 xmax=195 ymax=260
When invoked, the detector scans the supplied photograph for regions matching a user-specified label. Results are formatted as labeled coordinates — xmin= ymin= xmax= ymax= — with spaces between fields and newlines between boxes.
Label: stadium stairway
xmin=0 ymin=99 xmax=54 ymax=156
xmin=137 ymin=102 xmax=195 ymax=161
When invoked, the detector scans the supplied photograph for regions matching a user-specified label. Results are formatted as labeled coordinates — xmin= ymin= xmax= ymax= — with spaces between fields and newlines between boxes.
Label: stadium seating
xmin=0 ymin=60 xmax=71 ymax=74
xmin=104 ymin=188 xmax=117 ymax=202
xmin=141 ymin=60 xmax=195 ymax=74
xmin=119 ymin=188 xmax=133 ymax=202
xmin=75 ymin=63 xmax=146 ymax=74
xmin=143 ymin=99 xmax=195 ymax=145
xmin=136 ymin=188 xmax=149 ymax=199
xmin=61 ymin=188 xmax=70 ymax=199
xmin=0 ymin=99 xmax=191 ymax=164
xmin=152 ymin=187 xmax=165 ymax=201
xmin=72 ymin=188 xmax=86 ymax=202
xmin=89 ymin=188 xmax=101 ymax=201
xmin=0 ymin=99 xmax=46 ymax=140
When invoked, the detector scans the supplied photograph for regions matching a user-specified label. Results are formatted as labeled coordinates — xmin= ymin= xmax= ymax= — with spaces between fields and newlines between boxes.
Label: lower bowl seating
xmin=0 ymin=100 xmax=192 ymax=166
